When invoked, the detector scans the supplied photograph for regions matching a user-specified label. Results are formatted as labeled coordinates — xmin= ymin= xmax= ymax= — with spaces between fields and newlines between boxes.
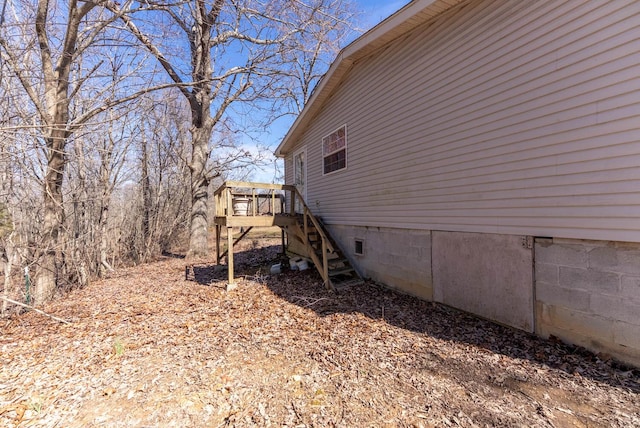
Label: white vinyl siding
xmin=285 ymin=0 xmax=640 ymax=243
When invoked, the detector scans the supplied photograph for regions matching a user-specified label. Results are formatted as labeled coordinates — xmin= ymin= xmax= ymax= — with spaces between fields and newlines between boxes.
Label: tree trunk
xmin=0 ymin=149 xmax=11 ymax=315
xmin=98 ymin=206 xmax=110 ymax=276
xmin=99 ymin=154 xmax=114 ymax=278
xmin=72 ymin=139 xmax=89 ymax=288
xmin=141 ymin=134 xmax=152 ymax=253
xmin=1 ymin=249 xmax=8 ymax=316
xmin=34 ymin=137 xmax=65 ymax=304
xmin=187 ymin=123 xmax=212 ymax=260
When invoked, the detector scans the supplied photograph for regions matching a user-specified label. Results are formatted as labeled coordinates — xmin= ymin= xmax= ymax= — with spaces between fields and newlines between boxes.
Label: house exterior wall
xmin=535 ymin=238 xmax=640 ymax=366
xmin=284 ymin=157 xmax=293 ymax=189
xmin=283 ymin=156 xmax=294 ymax=213
xmin=327 ymin=225 xmax=432 ymax=300
xmin=281 ymin=0 xmax=640 ymax=365
xmin=433 ymin=231 xmax=535 ymax=332
xmin=284 ymin=0 xmax=640 ymax=242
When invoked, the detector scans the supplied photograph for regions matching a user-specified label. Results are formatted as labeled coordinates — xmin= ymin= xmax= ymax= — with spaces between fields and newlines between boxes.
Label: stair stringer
xmin=281 ymin=210 xmax=363 ymax=291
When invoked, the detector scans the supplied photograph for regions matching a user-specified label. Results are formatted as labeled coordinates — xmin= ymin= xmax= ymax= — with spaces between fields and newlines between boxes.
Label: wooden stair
xmin=284 ymin=192 xmax=363 ymax=291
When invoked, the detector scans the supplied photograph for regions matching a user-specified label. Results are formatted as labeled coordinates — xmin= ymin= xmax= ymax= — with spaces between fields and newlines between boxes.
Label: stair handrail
xmin=290 ymin=187 xmax=336 ymax=254
xmin=289 ymin=187 xmax=338 ymax=289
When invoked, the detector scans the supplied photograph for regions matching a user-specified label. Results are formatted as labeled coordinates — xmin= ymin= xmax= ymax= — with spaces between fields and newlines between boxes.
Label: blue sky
xmin=359 ymin=0 xmax=411 ymax=28
xmin=247 ymin=0 xmax=411 ymax=183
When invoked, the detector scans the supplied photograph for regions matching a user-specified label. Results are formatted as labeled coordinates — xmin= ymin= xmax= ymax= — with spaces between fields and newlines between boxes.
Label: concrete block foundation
xmin=432 ymin=231 xmax=535 ymax=332
xmin=326 ymin=225 xmax=432 ymax=300
xmin=300 ymin=225 xmax=640 ymax=367
xmin=535 ymin=238 xmax=640 ymax=367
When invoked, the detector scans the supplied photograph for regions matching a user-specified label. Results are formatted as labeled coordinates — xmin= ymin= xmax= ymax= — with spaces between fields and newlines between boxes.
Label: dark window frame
xmin=322 ymin=125 xmax=347 ymax=175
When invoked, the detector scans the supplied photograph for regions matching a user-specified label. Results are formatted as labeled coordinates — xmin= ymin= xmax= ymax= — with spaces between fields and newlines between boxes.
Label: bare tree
xmin=63 ymin=109 xmax=134 ymax=281
xmin=96 ymin=115 xmax=132 ymax=276
xmin=0 ymin=200 xmax=13 ymax=315
xmin=0 ymin=43 xmax=29 ymax=314
xmin=111 ymin=0 xmax=357 ymax=260
xmin=0 ymin=0 xmax=172 ymax=303
xmin=0 ymin=0 xmax=356 ymax=305
xmin=278 ymin=0 xmax=358 ymax=114
xmin=110 ymin=92 xmax=192 ymax=264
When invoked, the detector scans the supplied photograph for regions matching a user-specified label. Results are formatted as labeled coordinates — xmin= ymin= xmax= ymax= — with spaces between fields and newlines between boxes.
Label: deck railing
xmin=213 ymin=180 xmax=289 ymax=218
xmin=213 ymin=180 xmax=336 ymax=288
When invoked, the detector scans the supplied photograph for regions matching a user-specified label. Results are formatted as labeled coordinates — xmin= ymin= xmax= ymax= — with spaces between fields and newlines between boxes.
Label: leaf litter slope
xmin=1 ymin=243 xmax=639 ymax=427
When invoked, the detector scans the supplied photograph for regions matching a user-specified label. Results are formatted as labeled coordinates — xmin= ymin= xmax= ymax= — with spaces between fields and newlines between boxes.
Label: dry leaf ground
xmin=1 ymin=236 xmax=639 ymax=427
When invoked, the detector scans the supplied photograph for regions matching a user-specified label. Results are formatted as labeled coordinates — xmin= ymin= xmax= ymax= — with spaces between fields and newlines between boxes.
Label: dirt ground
xmin=1 ymin=237 xmax=639 ymax=427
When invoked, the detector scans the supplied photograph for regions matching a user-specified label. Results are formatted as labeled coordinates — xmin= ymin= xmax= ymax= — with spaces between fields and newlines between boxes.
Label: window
xmin=354 ymin=239 xmax=364 ymax=256
xmin=322 ymin=125 xmax=347 ymax=174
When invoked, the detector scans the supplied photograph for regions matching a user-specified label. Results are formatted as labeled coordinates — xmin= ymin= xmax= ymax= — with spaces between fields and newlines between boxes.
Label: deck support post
xmin=281 ymin=227 xmax=286 ymax=255
xmin=215 ymin=225 xmax=221 ymax=264
xmin=226 ymin=226 xmax=236 ymax=290
xmin=322 ymin=239 xmax=329 ymax=289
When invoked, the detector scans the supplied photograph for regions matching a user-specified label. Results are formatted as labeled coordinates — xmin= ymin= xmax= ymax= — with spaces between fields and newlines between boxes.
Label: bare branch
xmin=0 ymin=39 xmax=48 ymax=123
xmin=71 ymin=81 xmax=194 ymax=129
xmin=58 ymin=0 xmax=97 ymax=78
xmin=104 ymin=0 xmax=191 ymax=100
xmin=0 ymin=296 xmax=71 ymax=324
xmin=68 ymin=60 xmax=104 ymax=101
xmin=35 ymin=0 xmax=55 ymax=122
xmin=210 ymin=28 xmax=298 ymax=47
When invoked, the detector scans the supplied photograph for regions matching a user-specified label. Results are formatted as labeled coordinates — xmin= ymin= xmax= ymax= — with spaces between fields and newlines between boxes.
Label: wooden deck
xmin=213 ymin=181 xmax=296 ymax=227
xmin=213 ymin=181 xmax=361 ymax=290
xmin=213 ymin=181 xmax=291 ymax=287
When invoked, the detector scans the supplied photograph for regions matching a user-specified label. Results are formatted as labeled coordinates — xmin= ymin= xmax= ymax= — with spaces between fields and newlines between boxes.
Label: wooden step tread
xmin=313 ymin=250 xmax=340 ymax=258
xmin=329 ymin=266 xmax=355 ymax=276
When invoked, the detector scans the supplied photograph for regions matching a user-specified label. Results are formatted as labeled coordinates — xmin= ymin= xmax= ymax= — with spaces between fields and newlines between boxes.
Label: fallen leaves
xmin=0 ymin=240 xmax=639 ymax=427
xmin=0 ymin=403 xmax=26 ymax=424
